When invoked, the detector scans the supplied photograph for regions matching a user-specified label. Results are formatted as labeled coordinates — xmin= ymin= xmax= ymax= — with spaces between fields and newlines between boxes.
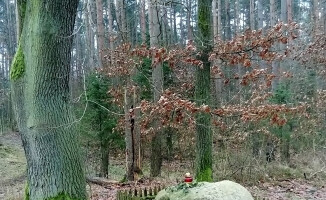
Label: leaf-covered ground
xmin=1 ymin=131 xmax=326 ymax=200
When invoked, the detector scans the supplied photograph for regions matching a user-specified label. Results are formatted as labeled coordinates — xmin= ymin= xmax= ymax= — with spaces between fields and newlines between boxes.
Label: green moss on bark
xmin=24 ymin=182 xmax=30 ymax=200
xmin=25 ymin=191 xmax=83 ymax=200
xmin=10 ymin=44 xmax=25 ymax=81
xmin=196 ymin=168 xmax=213 ymax=182
xmin=195 ymin=0 xmax=213 ymax=183
xmin=45 ymin=193 xmax=81 ymax=200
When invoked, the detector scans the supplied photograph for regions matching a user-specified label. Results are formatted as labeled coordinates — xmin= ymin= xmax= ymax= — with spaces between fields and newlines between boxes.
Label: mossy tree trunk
xmin=195 ymin=0 xmax=213 ymax=182
xmin=11 ymin=0 xmax=86 ymax=199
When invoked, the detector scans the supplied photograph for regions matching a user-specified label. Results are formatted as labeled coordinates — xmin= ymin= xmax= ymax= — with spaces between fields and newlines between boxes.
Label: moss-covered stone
xmin=10 ymin=44 xmax=25 ymax=81
xmin=155 ymin=181 xmax=254 ymax=200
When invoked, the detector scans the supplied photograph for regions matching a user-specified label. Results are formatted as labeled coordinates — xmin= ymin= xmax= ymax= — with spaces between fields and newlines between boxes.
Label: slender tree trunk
xmin=214 ymin=0 xmax=222 ymax=107
xmin=124 ymin=83 xmax=134 ymax=181
xmin=280 ymin=0 xmax=291 ymax=163
xmin=258 ymin=0 xmax=263 ymax=29
xmin=149 ymin=0 xmax=163 ymax=177
xmin=121 ymin=0 xmax=128 ymax=42
xmin=140 ymin=0 xmax=147 ymax=43
xmin=271 ymin=0 xmax=279 ymax=92
xmin=313 ymin=0 xmax=319 ymax=37
xmin=180 ymin=7 xmax=185 ymax=45
xmin=86 ymin=0 xmax=95 ymax=69
xmin=196 ymin=0 xmax=213 ymax=182
xmin=287 ymin=0 xmax=293 ymax=23
xmin=173 ymin=6 xmax=178 ymax=43
xmin=96 ymin=0 xmax=109 ymax=173
xmin=11 ymin=1 xmax=86 ymax=199
xmin=96 ymin=0 xmax=105 ymax=68
xmin=100 ymin=138 xmax=109 ymax=177
xmin=212 ymin=0 xmax=217 ymax=41
xmin=225 ymin=0 xmax=231 ymax=40
xmin=107 ymin=0 xmax=114 ymax=63
xmin=186 ymin=0 xmax=193 ymax=41
xmin=250 ymin=0 xmax=255 ymax=30
xmin=217 ymin=0 xmax=222 ymax=39
xmin=235 ymin=0 xmax=240 ymax=34
xmin=133 ymin=88 xmax=142 ymax=178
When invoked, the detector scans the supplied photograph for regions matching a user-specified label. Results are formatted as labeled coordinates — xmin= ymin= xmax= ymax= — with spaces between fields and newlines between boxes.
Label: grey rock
xmin=155 ymin=180 xmax=254 ymax=200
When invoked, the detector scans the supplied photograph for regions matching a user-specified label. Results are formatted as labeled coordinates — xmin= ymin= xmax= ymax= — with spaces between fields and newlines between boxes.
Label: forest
xmin=0 ymin=0 xmax=326 ymax=199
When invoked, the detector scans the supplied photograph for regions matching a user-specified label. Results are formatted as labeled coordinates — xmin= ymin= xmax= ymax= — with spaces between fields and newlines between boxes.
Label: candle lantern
xmin=184 ymin=172 xmax=193 ymax=183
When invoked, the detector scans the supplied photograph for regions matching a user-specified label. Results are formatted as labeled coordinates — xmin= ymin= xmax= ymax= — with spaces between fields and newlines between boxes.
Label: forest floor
xmin=1 ymin=131 xmax=326 ymax=200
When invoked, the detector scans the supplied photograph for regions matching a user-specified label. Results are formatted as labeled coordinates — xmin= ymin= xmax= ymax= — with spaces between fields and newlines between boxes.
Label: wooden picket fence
xmin=116 ymin=185 xmax=165 ymax=200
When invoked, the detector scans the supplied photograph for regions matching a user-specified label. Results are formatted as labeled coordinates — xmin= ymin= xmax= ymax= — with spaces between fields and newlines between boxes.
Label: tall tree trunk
xmin=173 ymin=6 xmax=178 ymax=43
xmin=121 ymin=0 xmax=128 ymax=42
xmin=287 ymin=0 xmax=292 ymax=23
xmin=196 ymin=0 xmax=213 ymax=182
xmin=281 ymin=0 xmax=287 ymax=23
xmin=280 ymin=0 xmax=290 ymax=163
xmin=214 ymin=0 xmax=222 ymax=107
xmin=235 ymin=0 xmax=240 ymax=34
xmin=11 ymin=0 xmax=86 ymax=199
xmin=124 ymin=83 xmax=134 ymax=181
xmin=212 ymin=0 xmax=217 ymax=41
xmin=271 ymin=0 xmax=279 ymax=92
xmin=258 ymin=0 xmax=263 ymax=29
xmin=186 ymin=0 xmax=193 ymax=41
xmin=180 ymin=7 xmax=185 ymax=45
xmin=250 ymin=0 xmax=255 ymax=30
xmin=85 ymin=0 xmax=95 ymax=69
xmin=133 ymin=88 xmax=142 ymax=178
xmin=107 ymin=0 xmax=114 ymax=63
xmin=217 ymin=0 xmax=222 ymax=39
xmin=225 ymin=0 xmax=231 ymax=40
xmin=96 ymin=0 xmax=105 ymax=68
xmin=140 ymin=0 xmax=146 ymax=43
xmin=149 ymin=0 xmax=163 ymax=177
xmin=97 ymin=1 xmax=109 ymax=176
xmin=313 ymin=0 xmax=319 ymax=37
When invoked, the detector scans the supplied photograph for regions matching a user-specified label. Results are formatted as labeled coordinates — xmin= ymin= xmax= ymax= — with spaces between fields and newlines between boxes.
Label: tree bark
xmin=96 ymin=0 xmax=105 ymax=68
xmin=11 ymin=0 xmax=86 ymax=199
xmin=149 ymin=0 xmax=163 ymax=177
xmin=107 ymin=0 xmax=114 ymax=66
xmin=287 ymin=0 xmax=292 ymax=23
xmin=270 ymin=0 xmax=279 ymax=92
xmin=250 ymin=0 xmax=255 ymax=30
xmin=140 ymin=0 xmax=146 ymax=43
xmin=258 ymin=0 xmax=263 ymax=29
xmin=85 ymin=0 xmax=95 ymax=69
xmin=225 ymin=0 xmax=231 ymax=40
xmin=313 ymin=0 xmax=319 ymax=37
xmin=124 ymin=84 xmax=134 ymax=181
xmin=212 ymin=0 xmax=217 ymax=41
xmin=186 ymin=0 xmax=193 ymax=41
xmin=121 ymin=0 xmax=128 ymax=42
xmin=196 ymin=0 xmax=213 ymax=182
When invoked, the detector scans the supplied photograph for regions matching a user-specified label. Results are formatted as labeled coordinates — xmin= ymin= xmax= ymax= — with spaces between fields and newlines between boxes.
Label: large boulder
xmin=155 ymin=180 xmax=254 ymax=200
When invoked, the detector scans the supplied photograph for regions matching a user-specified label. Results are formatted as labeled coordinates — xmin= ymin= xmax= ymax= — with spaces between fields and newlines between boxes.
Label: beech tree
xmin=10 ymin=0 xmax=86 ymax=199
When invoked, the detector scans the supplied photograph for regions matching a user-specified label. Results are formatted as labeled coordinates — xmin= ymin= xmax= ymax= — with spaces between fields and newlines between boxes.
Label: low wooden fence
xmin=116 ymin=185 xmax=165 ymax=200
